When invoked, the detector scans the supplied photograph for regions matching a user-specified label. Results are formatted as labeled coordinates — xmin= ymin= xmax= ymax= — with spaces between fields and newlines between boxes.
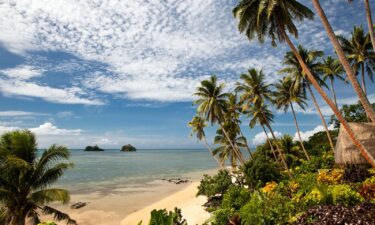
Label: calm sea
xmin=55 ymin=149 xmax=218 ymax=193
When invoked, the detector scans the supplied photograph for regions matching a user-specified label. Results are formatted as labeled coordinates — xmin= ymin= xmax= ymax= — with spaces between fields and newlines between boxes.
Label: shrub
xmin=145 ymin=208 xmax=187 ymax=225
xmin=197 ymin=170 xmax=232 ymax=198
xmin=329 ymin=184 xmax=364 ymax=207
xmin=343 ymin=164 xmax=371 ymax=183
xmin=242 ymin=155 xmax=281 ymax=188
xmin=358 ymin=184 xmax=375 ymax=201
xmin=38 ymin=222 xmax=57 ymax=225
xmin=262 ymin=181 xmax=278 ymax=195
xmin=221 ymin=186 xmax=251 ymax=211
xmin=317 ymin=169 xmax=344 ymax=184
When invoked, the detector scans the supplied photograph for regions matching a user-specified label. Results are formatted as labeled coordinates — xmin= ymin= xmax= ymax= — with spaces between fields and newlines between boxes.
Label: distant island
xmin=121 ymin=144 xmax=136 ymax=152
xmin=84 ymin=145 xmax=104 ymax=151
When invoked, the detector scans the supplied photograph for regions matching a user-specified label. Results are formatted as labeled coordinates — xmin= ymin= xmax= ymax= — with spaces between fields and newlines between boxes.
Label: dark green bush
xmin=197 ymin=170 xmax=232 ymax=198
xmin=242 ymin=155 xmax=281 ymax=188
xmin=221 ymin=186 xmax=251 ymax=211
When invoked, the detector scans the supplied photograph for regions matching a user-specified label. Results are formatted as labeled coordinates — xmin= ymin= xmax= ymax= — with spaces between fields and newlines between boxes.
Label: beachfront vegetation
xmin=0 ymin=130 xmax=76 ymax=225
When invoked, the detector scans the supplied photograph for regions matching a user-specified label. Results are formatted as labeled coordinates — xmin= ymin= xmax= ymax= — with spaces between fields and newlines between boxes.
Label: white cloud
xmin=252 ymin=131 xmax=282 ymax=146
xmin=0 ymin=65 xmax=43 ymax=80
xmin=294 ymin=124 xmax=335 ymax=142
xmin=0 ymin=111 xmax=47 ymax=117
xmin=30 ymin=122 xmax=82 ymax=136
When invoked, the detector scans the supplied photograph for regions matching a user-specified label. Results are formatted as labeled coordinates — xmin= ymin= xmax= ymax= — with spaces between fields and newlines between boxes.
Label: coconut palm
xmin=235 ymin=68 xmax=289 ymax=171
xmin=188 ymin=116 xmax=224 ymax=168
xmin=310 ymin=0 xmax=375 ymax=122
xmin=348 ymin=0 xmax=375 ymax=51
xmin=213 ymin=123 xmax=247 ymax=169
xmin=193 ymin=75 xmax=245 ymax=165
xmin=226 ymin=93 xmax=253 ymax=159
xmin=233 ymin=0 xmax=375 ymax=167
xmin=0 ymin=130 xmax=76 ymax=225
xmin=273 ymin=77 xmax=310 ymax=160
xmin=338 ymin=26 xmax=375 ymax=96
xmin=318 ymin=56 xmax=345 ymax=107
xmin=279 ymin=45 xmax=335 ymax=151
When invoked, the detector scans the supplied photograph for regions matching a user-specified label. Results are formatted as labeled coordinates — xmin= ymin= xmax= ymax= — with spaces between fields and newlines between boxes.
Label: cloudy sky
xmin=0 ymin=0 xmax=374 ymax=148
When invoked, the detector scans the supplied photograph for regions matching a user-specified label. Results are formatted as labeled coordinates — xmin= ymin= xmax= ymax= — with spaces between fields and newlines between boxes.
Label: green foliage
xmin=121 ymin=144 xmax=136 ymax=152
xmin=197 ymin=170 xmax=232 ymax=198
xmin=209 ymin=208 xmax=235 ymax=225
xmin=329 ymin=184 xmax=364 ymax=207
xmin=147 ymin=208 xmax=187 ymax=225
xmin=38 ymin=222 xmax=57 ymax=225
xmin=221 ymin=186 xmax=250 ymax=211
xmin=304 ymin=130 xmax=338 ymax=156
xmin=84 ymin=145 xmax=104 ymax=151
xmin=242 ymin=154 xmax=281 ymax=188
xmin=330 ymin=102 xmax=375 ymax=128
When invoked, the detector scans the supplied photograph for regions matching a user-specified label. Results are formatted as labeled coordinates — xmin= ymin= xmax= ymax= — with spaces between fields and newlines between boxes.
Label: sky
xmin=0 ymin=0 xmax=374 ymax=149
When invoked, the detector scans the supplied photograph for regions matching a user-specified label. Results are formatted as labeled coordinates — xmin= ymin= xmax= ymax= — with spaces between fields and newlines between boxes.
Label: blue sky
xmin=0 ymin=0 xmax=374 ymax=149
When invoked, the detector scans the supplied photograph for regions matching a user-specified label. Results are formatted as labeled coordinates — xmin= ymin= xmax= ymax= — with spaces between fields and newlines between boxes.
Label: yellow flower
xmin=289 ymin=181 xmax=299 ymax=192
xmin=317 ymin=169 xmax=343 ymax=184
xmin=262 ymin=181 xmax=278 ymax=194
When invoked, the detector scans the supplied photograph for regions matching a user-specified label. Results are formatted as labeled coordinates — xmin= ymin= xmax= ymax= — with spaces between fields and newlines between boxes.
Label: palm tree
xmin=279 ymin=45 xmax=335 ymax=151
xmin=310 ymin=0 xmax=375 ymax=122
xmin=226 ymin=93 xmax=253 ymax=159
xmin=338 ymin=26 xmax=375 ymax=96
xmin=236 ymin=68 xmax=289 ymax=171
xmin=273 ymin=77 xmax=310 ymax=160
xmin=318 ymin=56 xmax=345 ymax=107
xmin=0 ymin=130 xmax=76 ymax=225
xmin=193 ymin=75 xmax=245 ymax=165
xmin=348 ymin=0 xmax=375 ymax=51
xmin=188 ymin=116 xmax=224 ymax=168
xmin=213 ymin=123 xmax=247 ymax=169
xmin=233 ymin=0 xmax=375 ymax=167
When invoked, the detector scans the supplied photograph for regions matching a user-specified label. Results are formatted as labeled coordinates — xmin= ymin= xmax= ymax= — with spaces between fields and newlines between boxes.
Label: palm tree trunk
xmin=220 ymin=123 xmax=245 ymax=166
xmin=203 ymin=137 xmax=224 ymax=169
xmin=281 ymin=28 xmax=375 ymax=168
xmin=311 ymin=0 xmax=375 ymax=123
xmin=290 ymin=103 xmax=310 ymax=160
xmin=238 ymin=126 xmax=253 ymax=159
xmin=361 ymin=64 xmax=367 ymax=95
xmin=330 ymin=78 xmax=338 ymax=108
xmin=261 ymin=124 xmax=281 ymax=166
xmin=364 ymin=0 xmax=375 ymax=51
xmin=306 ymin=82 xmax=335 ymax=151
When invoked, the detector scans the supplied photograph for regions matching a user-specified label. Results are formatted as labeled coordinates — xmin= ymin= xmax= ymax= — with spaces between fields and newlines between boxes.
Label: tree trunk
xmin=10 ymin=213 xmax=26 ymax=225
xmin=361 ymin=64 xmax=367 ymax=96
xmin=261 ymin=125 xmax=281 ymax=167
xmin=330 ymin=78 xmax=338 ymax=108
xmin=306 ymin=82 xmax=335 ymax=151
xmin=220 ymin=124 xmax=245 ymax=166
xmin=290 ymin=103 xmax=310 ymax=160
xmin=311 ymin=0 xmax=375 ymax=123
xmin=364 ymin=0 xmax=375 ymax=51
xmin=282 ymin=28 xmax=375 ymax=168
xmin=203 ymin=137 xmax=224 ymax=169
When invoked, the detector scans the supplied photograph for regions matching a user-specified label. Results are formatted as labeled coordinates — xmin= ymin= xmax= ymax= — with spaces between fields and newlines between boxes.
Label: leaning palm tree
xmin=188 ymin=116 xmax=224 ymax=168
xmin=213 ymin=124 xmax=247 ymax=169
xmin=236 ymin=68 xmax=289 ymax=171
xmin=310 ymin=0 xmax=375 ymax=122
xmin=274 ymin=77 xmax=310 ymax=160
xmin=233 ymin=0 xmax=375 ymax=167
xmin=279 ymin=45 xmax=335 ymax=151
xmin=348 ymin=0 xmax=375 ymax=51
xmin=0 ymin=130 xmax=76 ymax=225
xmin=338 ymin=26 xmax=375 ymax=96
xmin=193 ymin=75 xmax=245 ymax=165
xmin=318 ymin=56 xmax=346 ymax=107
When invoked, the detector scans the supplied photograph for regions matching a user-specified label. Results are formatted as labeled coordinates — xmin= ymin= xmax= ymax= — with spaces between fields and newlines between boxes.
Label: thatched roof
xmin=335 ymin=122 xmax=375 ymax=165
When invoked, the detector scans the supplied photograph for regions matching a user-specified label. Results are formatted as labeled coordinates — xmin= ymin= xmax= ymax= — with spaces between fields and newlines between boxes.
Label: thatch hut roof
xmin=335 ymin=122 xmax=375 ymax=165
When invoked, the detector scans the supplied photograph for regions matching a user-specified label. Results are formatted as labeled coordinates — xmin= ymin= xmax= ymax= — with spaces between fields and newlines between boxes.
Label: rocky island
xmin=121 ymin=144 xmax=137 ymax=152
xmin=84 ymin=145 xmax=104 ymax=151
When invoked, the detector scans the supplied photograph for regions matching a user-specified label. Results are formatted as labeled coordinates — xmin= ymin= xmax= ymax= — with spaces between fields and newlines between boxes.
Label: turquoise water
xmin=56 ymin=149 xmax=217 ymax=193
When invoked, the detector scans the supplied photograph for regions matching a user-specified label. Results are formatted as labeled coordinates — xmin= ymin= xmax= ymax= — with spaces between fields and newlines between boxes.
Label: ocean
xmin=56 ymin=149 xmax=218 ymax=193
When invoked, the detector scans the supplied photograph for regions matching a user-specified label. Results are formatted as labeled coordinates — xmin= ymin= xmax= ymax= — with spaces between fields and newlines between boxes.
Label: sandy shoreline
xmin=44 ymin=169 xmax=215 ymax=225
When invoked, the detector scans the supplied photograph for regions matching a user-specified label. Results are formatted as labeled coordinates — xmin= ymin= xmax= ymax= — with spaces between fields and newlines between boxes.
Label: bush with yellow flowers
xmin=317 ymin=169 xmax=344 ymax=184
xmin=262 ymin=181 xmax=278 ymax=195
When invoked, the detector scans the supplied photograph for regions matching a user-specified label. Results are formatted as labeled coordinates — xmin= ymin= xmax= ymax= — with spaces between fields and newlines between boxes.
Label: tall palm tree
xmin=310 ymin=0 xmax=375 ymax=122
xmin=0 ymin=130 xmax=76 ymax=225
xmin=348 ymin=0 xmax=375 ymax=51
xmin=226 ymin=93 xmax=253 ymax=159
xmin=318 ymin=56 xmax=345 ymax=107
xmin=188 ymin=116 xmax=224 ymax=168
xmin=233 ymin=0 xmax=375 ymax=167
xmin=193 ymin=75 xmax=245 ymax=165
xmin=273 ymin=77 xmax=310 ymax=160
xmin=213 ymin=124 xmax=247 ymax=169
xmin=279 ymin=45 xmax=335 ymax=151
xmin=236 ymin=69 xmax=289 ymax=171
xmin=338 ymin=26 xmax=375 ymax=96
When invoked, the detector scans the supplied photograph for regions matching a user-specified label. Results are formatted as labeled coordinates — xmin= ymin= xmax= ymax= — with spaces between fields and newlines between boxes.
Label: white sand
xmin=120 ymin=182 xmax=210 ymax=225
